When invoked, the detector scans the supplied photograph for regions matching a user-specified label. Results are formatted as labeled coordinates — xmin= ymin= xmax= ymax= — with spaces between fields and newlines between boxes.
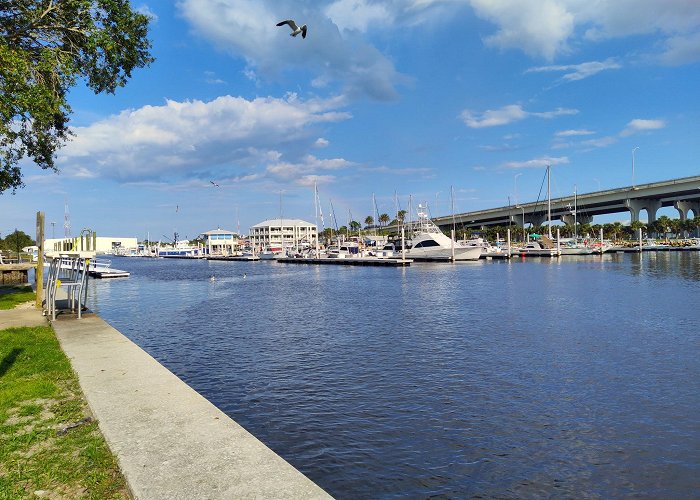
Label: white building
xmin=44 ymin=236 xmax=138 ymax=255
xmin=201 ymin=228 xmax=240 ymax=256
xmin=249 ymin=218 xmax=317 ymax=251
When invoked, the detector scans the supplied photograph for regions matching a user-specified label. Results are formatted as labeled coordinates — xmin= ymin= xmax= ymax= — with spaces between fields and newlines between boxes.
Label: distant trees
xmin=0 ymin=229 xmax=35 ymax=254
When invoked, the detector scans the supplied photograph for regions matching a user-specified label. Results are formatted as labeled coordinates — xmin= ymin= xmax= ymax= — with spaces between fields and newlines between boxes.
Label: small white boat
xmin=327 ymin=241 xmax=360 ymax=259
xmin=259 ymin=245 xmax=286 ymax=260
xmin=461 ymin=237 xmax=508 ymax=258
xmin=557 ymin=238 xmax=594 ymax=255
xmin=513 ymin=240 xmax=560 ymax=257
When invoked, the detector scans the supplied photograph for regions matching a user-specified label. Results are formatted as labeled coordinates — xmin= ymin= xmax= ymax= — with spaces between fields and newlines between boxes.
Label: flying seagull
xmin=210 ymin=180 xmax=220 ymax=187
xmin=276 ymin=19 xmax=307 ymax=39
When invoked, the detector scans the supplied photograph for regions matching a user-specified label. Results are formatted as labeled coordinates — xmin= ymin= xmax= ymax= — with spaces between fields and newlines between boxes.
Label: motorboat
xmin=404 ymin=205 xmax=482 ymax=261
xmin=327 ymin=241 xmax=360 ymax=259
xmin=259 ymin=245 xmax=286 ymax=260
xmin=461 ymin=237 xmax=508 ymax=258
xmin=557 ymin=238 xmax=594 ymax=255
xmin=513 ymin=238 xmax=560 ymax=257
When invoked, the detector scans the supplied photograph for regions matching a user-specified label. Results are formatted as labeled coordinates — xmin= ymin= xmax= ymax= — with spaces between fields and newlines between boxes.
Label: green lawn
xmin=1 ymin=320 xmax=129 ymax=498
xmin=0 ymin=285 xmax=35 ymax=310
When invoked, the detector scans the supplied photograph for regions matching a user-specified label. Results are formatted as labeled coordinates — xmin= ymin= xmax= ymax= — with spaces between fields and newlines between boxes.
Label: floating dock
xmin=278 ymin=257 xmax=411 ymax=267
xmin=206 ymin=255 xmax=260 ymax=262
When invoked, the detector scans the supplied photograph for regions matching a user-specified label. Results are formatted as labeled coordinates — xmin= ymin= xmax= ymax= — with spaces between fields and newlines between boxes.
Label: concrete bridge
xmin=434 ymin=175 xmax=700 ymax=230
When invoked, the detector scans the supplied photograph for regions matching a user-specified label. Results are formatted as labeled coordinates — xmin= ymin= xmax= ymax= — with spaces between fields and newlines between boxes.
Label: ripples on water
xmin=88 ymin=253 xmax=700 ymax=498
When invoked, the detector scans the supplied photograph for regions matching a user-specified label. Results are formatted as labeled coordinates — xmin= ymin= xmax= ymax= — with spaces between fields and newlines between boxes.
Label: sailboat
xmin=558 ymin=185 xmax=594 ymax=255
xmin=513 ymin=165 xmax=560 ymax=257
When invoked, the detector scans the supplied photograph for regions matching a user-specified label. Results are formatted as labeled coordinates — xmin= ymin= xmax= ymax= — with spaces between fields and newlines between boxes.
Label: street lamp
xmin=632 ymin=146 xmax=639 ymax=188
xmin=514 ymin=172 xmax=522 ymax=206
xmin=515 ymin=205 xmax=525 ymax=242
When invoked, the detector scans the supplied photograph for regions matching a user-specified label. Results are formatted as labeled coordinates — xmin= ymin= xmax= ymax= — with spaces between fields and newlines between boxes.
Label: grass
xmin=0 ymin=285 xmax=35 ymax=310
xmin=1 ymin=314 xmax=129 ymax=497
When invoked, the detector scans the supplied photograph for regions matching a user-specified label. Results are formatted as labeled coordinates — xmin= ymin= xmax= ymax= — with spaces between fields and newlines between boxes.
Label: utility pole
xmin=36 ymin=213 xmax=44 ymax=309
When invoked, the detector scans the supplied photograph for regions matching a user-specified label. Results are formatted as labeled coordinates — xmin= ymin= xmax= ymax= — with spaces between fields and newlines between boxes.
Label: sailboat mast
xmin=574 ymin=184 xmax=577 ymax=240
xmin=547 ymin=164 xmax=552 ymax=239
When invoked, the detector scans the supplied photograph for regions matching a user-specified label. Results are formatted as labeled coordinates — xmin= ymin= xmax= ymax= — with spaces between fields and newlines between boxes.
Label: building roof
xmin=201 ymin=228 xmax=237 ymax=236
xmin=250 ymin=219 xmax=315 ymax=228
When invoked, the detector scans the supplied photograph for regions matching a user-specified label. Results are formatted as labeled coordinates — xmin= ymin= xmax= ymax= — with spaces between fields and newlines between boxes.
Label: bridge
xmin=433 ymin=175 xmax=700 ymax=230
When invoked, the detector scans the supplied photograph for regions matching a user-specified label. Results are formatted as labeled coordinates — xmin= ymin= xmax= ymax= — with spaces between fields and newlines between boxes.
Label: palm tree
xmin=379 ymin=213 xmax=390 ymax=226
xmin=630 ymin=220 xmax=647 ymax=239
xmin=364 ymin=215 xmax=374 ymax=228
xmin=397 ymin=210 xmax=407 ymax=225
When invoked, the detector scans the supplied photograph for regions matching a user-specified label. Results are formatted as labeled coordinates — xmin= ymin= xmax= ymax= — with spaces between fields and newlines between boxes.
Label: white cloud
xmin=620 ymin=119 xmax=667 ymax=137
xmin=177 ymin=0 xmax=408 ymax=100
xmin=555 ymin=129 xmax=595 ymax=137
xmin=267 ymin=154 xmax=354 ymax=186
xmin=136 ymin=4 xmax=158 ymax=22
xmin=324 ymin=0 xmax=392 ymax=32
xmin=468 ymin=0 xmax=700 ymax=62
xmin=527 ymin=58 xmax=621 ymax=81
xmin=469 ymin=0 xmax=574 ymax=60
xmin=658 ymin=31 xmax=700 ymax=65
xmin=461 ymin=104 xmax=527 ymax=128
xmin=460 ymin=104 xmax=577 ymax=128
xmin=57 ymin=94 xmax=353 ymax=185
xmin=502 ymin=156 xmax=570 ymax=169
xmin=581 ymin=136 xmax=618 ymax=148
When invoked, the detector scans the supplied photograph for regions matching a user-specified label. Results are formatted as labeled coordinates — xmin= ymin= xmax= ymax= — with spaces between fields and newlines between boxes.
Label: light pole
xmin=51 ymin=221 xmax=56 ymax=239
xmin=515 ymin=205 xmax=525 ymax=242
xmin=514 ymin=172 xmax=522 ymax=206
xmin=632 ymin=146 xmax=639 ymax=188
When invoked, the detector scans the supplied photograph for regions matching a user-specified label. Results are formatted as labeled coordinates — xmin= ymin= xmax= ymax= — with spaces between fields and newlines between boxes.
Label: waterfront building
xmin=201 ymin=228 xmax=240 ymax=256
xmin=45 ymin=236 xmax=138 ymax=255
xmin=249 ymin=218 xmax=317 ymax=252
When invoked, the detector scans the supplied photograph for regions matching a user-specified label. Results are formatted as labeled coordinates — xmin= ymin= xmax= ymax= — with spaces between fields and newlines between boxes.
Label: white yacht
xmin=461 ymin=237 xmax=508 ymax=258
xmin=557 ymin=238 xmax=594 ymax=255
xmin=259 ymin=244 xmax=286 ymax=260
xmin=404 ymin=205 xmax=482 ymax=261
xmin=513 ymin=239 xmax=560 ymax=257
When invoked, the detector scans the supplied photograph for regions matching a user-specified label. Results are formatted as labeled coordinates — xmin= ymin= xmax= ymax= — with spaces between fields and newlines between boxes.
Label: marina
xmin=278 ymin=256 xmax=411 ymax=266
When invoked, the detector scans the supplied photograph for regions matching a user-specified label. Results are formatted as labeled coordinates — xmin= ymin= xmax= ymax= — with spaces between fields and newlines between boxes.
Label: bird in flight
xmin=210 ymin=180 xmax=220 ymax=187
xmin=276 ymin=19 xmax=307 ymax=39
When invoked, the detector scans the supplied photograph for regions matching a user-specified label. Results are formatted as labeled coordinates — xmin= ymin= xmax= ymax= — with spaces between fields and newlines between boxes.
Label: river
xmin=85 ymin=252 xmax=700 ymax=498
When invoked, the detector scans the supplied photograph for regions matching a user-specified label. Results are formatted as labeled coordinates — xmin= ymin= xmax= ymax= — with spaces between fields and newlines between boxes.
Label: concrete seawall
xmin=51 ymin=313 xmax=331 ymax=499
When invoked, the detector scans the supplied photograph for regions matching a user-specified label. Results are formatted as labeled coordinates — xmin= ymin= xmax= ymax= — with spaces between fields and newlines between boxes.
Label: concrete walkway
xmin=50 ymin=313 xmax=332 ymax=499
xmin=0 ymin=301 xmax=48 ymax=329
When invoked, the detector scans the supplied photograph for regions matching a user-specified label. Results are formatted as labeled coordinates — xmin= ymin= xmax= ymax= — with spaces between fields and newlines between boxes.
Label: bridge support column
xmin=529 ymin=214 xmax=546 ymax=227
xmin=624 ymin=198 xmax=662 ymax=223
xmin=674 ymin=200 xmax=700 ymax=221
xmin=560 ymin=214 xmax=592 ymax=226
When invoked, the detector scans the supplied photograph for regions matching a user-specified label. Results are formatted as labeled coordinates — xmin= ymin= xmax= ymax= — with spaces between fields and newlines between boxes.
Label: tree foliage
xmin=0 ymin=228 xmax=35 ymax=251
xmin=0 ymin=0 xmax=153 ymax=193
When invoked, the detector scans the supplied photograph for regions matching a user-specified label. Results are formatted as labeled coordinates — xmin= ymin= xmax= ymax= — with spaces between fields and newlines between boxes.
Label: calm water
xmin=86 ymin=253 xmax=700 ymax=498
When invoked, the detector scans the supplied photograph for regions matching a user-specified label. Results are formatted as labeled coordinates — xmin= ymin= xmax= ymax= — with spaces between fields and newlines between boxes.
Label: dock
xmin=278 ymin=257 xmax=411 ymax=267
xmin=0 ymin=263 xmax=34 ymax=284
xmin=206 ymin=255 xmax=260 ymax=262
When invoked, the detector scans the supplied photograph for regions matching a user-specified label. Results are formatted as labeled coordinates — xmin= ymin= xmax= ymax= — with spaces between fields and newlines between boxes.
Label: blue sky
xmin=3 ymin=0 xmax=700 ymax=241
